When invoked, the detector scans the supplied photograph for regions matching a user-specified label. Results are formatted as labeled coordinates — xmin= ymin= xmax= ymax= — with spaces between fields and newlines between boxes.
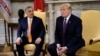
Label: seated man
xmin=47 ymin=3 xmax=85 ymax=56
xmin=16 ymin=6 xmax=45 ymax=56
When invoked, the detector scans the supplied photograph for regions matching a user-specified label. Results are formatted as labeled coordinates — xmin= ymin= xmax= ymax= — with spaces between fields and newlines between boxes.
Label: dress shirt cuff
xmin=56 ymin=44 xmax=61 ymax=47
xmin=17 ymin=37 xmax=21 ymax=38
xmin=64 ymin=46 xmax=68 ymax=50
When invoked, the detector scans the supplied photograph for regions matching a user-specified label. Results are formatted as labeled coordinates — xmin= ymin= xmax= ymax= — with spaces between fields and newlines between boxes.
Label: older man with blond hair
xmin=47 ymin=3 xmax=85 ymax=56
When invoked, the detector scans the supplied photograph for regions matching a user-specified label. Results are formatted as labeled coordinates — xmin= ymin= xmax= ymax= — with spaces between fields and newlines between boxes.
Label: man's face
xmin=60 ymin=7 xmax=71 ymax=18
xmin=26 ymin=7 xmax=33 ymax=18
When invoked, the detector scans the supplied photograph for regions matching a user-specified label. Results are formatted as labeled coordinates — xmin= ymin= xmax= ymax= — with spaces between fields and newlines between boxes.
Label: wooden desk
xmin=7 ymin=23 xmax=18 ymax=56
xmin=8 ymin=23 xmax=18 ymax=43
xmin=7 ymin=23 xmax=18 ymax=50
xmin=4 ymin=20 xmax=18 ymax=45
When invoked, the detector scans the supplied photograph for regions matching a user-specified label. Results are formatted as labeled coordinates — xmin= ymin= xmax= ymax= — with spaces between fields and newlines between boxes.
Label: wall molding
xmin=45 ymin=0 xmax=100 ymax=4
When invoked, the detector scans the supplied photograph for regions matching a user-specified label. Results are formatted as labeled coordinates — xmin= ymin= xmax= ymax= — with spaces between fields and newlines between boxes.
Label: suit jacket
xmin=17 ymin=16 xmax=45 ymax=43
xmin=55 ymin=14 xmax=85 ymax=53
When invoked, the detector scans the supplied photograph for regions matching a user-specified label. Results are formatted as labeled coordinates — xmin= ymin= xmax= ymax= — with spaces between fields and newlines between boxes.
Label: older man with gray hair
xmin=16 ymin=6 xmax=45 ymax=56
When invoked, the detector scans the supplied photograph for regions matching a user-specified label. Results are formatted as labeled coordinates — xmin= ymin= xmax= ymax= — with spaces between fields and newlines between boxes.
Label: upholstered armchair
xmin=76 ymin=10 xmax=100 ymax=56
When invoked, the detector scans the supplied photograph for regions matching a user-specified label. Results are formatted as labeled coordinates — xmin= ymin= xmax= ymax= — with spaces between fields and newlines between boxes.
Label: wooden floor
xmin=0 ymin=45 xmax=50 ymax=56
xmin=0 ymin=52 xmax=50 ymax=56
xmin=0 ymin=45 xmax=100 ymax=56
xmin=0 ymin=45 xmax=12 ymax=56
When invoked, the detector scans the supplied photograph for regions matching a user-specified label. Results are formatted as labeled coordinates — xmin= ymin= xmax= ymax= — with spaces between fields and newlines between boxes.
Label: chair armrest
xmin=89 ymin=37 xmax=100 ymax=45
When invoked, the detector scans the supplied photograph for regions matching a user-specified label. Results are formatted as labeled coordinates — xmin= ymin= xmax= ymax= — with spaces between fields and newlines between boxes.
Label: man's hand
xmin=60 ymin=47 xmax=67 ymax=53
xmin=56 ymin=46 xmax=68 ymax=56
xmin=16 ymin=37 xmax=22 ymax=45
xmin=57 ymin=47 xmax=62 ymax=56
xmin=56 ymin=44 xmax=62 ymax=56
xmin=35 ymin=37 xmax=41 ymax=44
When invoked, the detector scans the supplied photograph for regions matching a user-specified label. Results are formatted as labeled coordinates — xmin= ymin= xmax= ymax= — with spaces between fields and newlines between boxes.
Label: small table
xmin=8 ymin=23 xmax=18 ymax=45
xmin=7 ymin=23 xmax=18 ymax=56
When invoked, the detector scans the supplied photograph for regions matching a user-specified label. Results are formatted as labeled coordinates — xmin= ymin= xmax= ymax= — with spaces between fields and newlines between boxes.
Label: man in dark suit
xmin=16 ymin=6 xmax=45 ymax=56
xmin=47 ymin=3 xmax=85 ymax=56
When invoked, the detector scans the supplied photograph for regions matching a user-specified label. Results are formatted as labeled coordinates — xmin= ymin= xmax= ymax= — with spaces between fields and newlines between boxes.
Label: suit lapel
xmin=60 ymin=17 xmax=64 ymax=34
xmin=65 ymin=14 xmax=73 ymax=32
xmin=24 ymin=17 xmax=28 ymax=29
xmin=31 ymin=16 xmax=36 ymax=30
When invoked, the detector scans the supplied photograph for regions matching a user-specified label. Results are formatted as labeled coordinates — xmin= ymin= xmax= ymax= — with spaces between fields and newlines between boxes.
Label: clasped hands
xmin=56 ymin=44 xmax=67 ymax=56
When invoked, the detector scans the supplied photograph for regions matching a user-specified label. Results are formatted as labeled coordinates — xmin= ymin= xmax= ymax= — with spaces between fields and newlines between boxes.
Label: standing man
xmin=16 ymin=6 xmax=45 ymax=56
xmin=47 ymin=3 xmax=85 ymax=56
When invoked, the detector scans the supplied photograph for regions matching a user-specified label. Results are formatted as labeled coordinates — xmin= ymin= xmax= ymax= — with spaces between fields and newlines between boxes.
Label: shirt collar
xmin=28 ymin=17 xmax=33 ymax=21
xmin=65 ymin=14 xmax=71 ymax=21
xmin=64 ymin=14 xmax=71 ymax=23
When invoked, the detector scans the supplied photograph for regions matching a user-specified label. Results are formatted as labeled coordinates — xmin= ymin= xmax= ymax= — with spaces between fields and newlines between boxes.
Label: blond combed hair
xmin=60 ymin=3 xmax=72 ymax=10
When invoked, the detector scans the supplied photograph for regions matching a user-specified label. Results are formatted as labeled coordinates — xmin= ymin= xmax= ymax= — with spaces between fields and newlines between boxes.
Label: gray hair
xmin=25 ymin=6 xmax=33 ymax=11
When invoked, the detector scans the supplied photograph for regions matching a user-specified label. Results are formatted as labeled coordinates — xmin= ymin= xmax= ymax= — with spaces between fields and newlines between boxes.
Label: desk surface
xmin=8 ymin=23 xmax=18 ymax=28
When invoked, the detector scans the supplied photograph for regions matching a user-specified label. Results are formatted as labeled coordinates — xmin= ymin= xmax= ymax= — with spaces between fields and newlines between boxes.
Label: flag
xmin=34 ymin=0 xmax=45 ymax=12
xmin=34 ymin=0 xmax=46 ymax=26
xmin=0 ymin=0 xmax=12 ymax=23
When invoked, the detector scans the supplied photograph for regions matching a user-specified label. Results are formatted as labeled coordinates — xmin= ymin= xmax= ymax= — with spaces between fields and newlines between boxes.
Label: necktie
xmin=27 ymin=19 xmax=32 ymax=43
xmin=62 ymin=19 xmax=67 ymax=46
xmin=63 ymin=19 xmax=67 ymax=37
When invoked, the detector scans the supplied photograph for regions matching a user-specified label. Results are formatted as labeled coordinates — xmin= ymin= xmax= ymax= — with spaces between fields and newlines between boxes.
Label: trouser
xmin=47 ymin=43 xmax=76 ymax=56
xmin=16 ymin=37 xmax=43 ymax=56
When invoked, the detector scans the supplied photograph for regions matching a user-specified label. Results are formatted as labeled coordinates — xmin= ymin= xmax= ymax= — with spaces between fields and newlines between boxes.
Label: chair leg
xmin=26 ymin=50 xmax=28 ymax=54
xmin=42 ymin=50 xmax=47 ymax=56
xmin=13 ymin=50 xmax=17 ymax=56
xmin=42 ymin=44 xmax=48 ymax=56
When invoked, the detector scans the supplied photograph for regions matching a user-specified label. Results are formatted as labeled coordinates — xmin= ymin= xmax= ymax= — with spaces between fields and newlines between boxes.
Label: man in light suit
xmin=47 ymin=3 xmax=85 ymax=56
xmin=16 ymin=6 xmax=45 ymax=56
